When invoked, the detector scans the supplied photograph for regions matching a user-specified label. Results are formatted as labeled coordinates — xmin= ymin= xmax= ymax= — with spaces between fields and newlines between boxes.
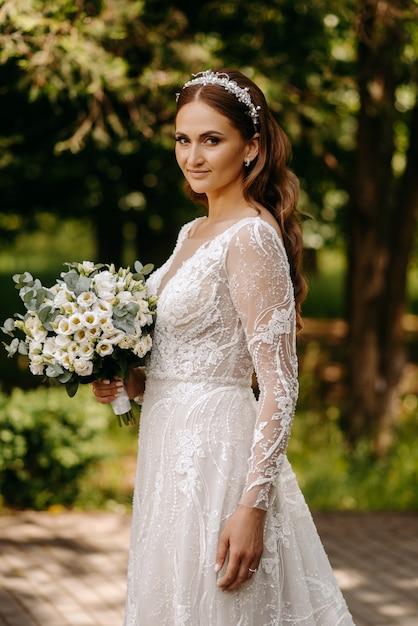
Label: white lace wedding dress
xmin=124 ymin=217 xmax=354 ymax=626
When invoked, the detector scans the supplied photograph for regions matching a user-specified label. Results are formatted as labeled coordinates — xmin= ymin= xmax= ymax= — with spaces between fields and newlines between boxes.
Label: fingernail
xmin=116 ymin=380 xmax=124 ymax=388
xmin=214 ymin=563 xmax=220 ymax=573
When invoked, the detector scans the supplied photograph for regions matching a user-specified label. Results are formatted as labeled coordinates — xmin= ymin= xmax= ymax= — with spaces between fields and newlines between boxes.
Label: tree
xmin=0 ymin=0 xmax=208 ymax=264
xmin=347 ymin=0 xmax=418 ymax=454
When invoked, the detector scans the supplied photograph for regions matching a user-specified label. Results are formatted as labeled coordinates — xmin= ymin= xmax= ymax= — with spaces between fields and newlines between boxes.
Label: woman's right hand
xmin=92 ymin=367 xmax=145 ymax=404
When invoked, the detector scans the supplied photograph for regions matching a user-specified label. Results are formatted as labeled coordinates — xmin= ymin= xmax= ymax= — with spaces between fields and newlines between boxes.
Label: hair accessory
xmin=178 ymin=70 xmax=261 ymax=129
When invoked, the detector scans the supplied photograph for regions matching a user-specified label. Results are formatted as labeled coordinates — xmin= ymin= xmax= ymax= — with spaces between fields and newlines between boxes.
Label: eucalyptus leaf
xmin=45 ymin=363 xmax=65 ymax=378
xmin=113 ymin=317 xmax=135 ymax=333
xmin=1 ymin=318 xmax=16 ymax=335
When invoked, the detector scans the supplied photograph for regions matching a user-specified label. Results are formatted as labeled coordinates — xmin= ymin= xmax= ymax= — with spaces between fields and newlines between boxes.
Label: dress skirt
xmin=123 ymin=378 xmax=354 ymax=626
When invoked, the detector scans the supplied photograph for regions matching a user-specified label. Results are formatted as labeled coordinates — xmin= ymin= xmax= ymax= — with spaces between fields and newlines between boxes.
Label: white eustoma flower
xmin=79 ymin=261 xmax=96 ymax=275
xmin=106 ymin=330 xmax=125 ymax=345
xmin=95 ymin=299 xmax=112 ymax=314
xmin=118 ymin=335 xmax=133 ymax=349
xmin=68 ymin=313 xmax=84 ymax=333
xmin=116 ymin=290 xmax=133 ymax=304
xmin=28 ymin=340 xmax=44 ymax=355
xmin=24 ymin=315 xmax=48 ymax=342
xmin=93 ymin=272 xmax=115 ymax=299
xmin=77 ymin=291 xmax=97 ymax=308
xmin=43 ymin=336 xmax=58 ymax=356
xmin=29 ymin=355 xmax=45 ymax=375
xmin=60 ymin=301 xmax=77 ymax=316
xmin=96 ymin=340 xmax=114 ymax=356
xmin=73 ymin=328 xmax=88 ymax=343
xmin=57 ymin=351 xmax=72 ymax=370
xmin=86 ymin=326 xmax=100 ymax=340
xmin=95 ymin=311 xmax=113 ymax=328
xmin=68 ymin=342 xmax=80 ymax=359
xmin=78 ymin=341 xmax=95 ymax=359
xmin=57 ymin=317 xmax=74 ymax=335
xmin=73 ymin=358 xmax=93 ymax=376
xmin=134 ymin=334 xmax=152 ymax=357
xmin=55 ymin=333 xmax=72 ymax=348
xmin=82 ymin=311 xmax=99 ymax=328
xmin=54 ymin=286 xmax=73 ymax=307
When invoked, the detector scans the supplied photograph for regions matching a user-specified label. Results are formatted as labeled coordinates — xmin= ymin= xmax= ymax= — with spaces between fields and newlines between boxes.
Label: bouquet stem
xmin=111 ymin=385 xmax=136 ymax=426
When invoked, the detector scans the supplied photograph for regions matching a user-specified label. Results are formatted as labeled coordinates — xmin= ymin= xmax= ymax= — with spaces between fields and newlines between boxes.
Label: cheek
xmin=175 ymin=146 xmax=184 ymax=168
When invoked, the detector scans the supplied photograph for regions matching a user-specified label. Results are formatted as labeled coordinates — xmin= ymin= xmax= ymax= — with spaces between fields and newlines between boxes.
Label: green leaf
xmin=65 ymin=379 xmax=79 ymax=397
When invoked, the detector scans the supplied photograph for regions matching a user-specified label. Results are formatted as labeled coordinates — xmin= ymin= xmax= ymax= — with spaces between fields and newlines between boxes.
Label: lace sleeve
xmin=226 ymin=220 xmax=299 ymax=510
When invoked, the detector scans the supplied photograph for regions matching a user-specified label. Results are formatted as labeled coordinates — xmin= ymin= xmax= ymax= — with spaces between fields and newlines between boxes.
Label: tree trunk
xmin=346 ymin=0 xmax=418 ymax=455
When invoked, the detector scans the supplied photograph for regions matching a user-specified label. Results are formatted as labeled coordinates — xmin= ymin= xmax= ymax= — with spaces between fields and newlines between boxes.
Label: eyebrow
xmin=174 ymin=130 xmax=226 ymax=138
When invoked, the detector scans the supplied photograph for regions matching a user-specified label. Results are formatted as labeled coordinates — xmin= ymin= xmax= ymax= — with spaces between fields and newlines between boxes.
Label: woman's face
xmin=175 ymin=101 xmax=257 ymax=200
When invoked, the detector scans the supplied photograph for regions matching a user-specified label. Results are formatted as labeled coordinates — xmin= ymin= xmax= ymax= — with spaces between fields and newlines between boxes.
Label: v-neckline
xmin=155 ymin=216 xmax=253 ymax=297
xmin=154 ymin=215 xmax=283 ymax=298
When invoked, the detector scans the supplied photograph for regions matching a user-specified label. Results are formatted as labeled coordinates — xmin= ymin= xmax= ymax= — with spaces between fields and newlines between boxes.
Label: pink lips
xmin=188 ymin=170 xmax=210 ymax=178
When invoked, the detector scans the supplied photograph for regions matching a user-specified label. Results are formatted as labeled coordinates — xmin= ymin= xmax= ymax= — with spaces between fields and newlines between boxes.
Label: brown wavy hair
xmin=176 ymin=68 xmax=307 ymax=331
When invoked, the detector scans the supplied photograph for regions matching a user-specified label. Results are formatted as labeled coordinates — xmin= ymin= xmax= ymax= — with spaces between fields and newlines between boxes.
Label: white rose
xmin=73 ymin=358 xmax=93 ymax=376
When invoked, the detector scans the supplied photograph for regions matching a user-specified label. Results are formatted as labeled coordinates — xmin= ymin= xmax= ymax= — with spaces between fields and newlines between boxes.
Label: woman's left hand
xmin=215 ymin=504 xmax=266 ymax=591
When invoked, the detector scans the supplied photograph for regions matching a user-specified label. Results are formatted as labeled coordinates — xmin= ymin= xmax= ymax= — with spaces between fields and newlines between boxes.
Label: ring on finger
xmin=248 ymin=567 xmax=257 ymax=573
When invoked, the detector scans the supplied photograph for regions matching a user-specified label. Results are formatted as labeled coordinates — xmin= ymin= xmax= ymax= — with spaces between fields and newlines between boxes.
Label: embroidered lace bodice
xmin=146 ymin=216 xmax=298 ymax=510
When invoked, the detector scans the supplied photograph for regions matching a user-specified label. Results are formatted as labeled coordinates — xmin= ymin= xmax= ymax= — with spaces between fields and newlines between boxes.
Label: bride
xmin=93 ymin=69 xmax=354 ymax=625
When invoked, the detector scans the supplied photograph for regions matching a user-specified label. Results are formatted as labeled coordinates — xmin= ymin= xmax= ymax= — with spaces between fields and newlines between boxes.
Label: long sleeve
xmin=226 ymin=220 xmax=299 ymax=510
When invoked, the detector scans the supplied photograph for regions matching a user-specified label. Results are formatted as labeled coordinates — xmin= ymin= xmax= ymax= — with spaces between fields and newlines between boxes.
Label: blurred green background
xmin=1 ymin=0 xmax=417 ymax=512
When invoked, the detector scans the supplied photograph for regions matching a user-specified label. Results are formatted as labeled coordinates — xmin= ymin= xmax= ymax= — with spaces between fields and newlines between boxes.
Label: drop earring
xmin=244 ymin=158 xmax=251 ymax=167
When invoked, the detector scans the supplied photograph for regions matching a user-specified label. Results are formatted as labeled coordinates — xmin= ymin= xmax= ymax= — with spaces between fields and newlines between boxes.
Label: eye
xmin=175 ymin=136 xmax=189 ymax=145
xmin=204 ymin=136 xmax=220 ymax=145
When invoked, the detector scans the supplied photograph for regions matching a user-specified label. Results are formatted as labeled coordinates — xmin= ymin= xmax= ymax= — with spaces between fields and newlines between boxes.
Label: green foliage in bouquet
xmin=0 ymin=386 xmax=110 ymax=510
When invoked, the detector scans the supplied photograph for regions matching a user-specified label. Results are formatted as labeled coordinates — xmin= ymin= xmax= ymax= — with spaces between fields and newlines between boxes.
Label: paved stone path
xmin=0 ymin=511 xmax=417 ymax=625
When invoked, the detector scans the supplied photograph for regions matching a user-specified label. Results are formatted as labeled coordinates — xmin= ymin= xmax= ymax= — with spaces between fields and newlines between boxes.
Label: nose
xmin=187 ymin=142 xmax=204 ymax=166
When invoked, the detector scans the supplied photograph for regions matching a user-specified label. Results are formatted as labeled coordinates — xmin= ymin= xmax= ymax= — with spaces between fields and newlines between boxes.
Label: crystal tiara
xmin=177 ymin=70 xmax=261 ymax=129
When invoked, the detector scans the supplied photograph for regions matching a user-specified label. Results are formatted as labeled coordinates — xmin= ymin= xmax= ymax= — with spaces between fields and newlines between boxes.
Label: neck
xmin=206 ymin=188 xmax=254 ymax=222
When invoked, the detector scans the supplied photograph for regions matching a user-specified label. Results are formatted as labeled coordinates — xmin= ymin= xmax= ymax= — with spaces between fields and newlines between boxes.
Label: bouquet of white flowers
xmin=1 ymin=260 xmax=157 ymax=425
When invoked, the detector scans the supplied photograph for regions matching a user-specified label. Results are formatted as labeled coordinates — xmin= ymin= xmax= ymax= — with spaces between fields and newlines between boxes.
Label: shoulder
xmin=231 ymin=216 xmax=284 ymax=252
xmin=177 ymin=216 xmax=205 ymax=240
